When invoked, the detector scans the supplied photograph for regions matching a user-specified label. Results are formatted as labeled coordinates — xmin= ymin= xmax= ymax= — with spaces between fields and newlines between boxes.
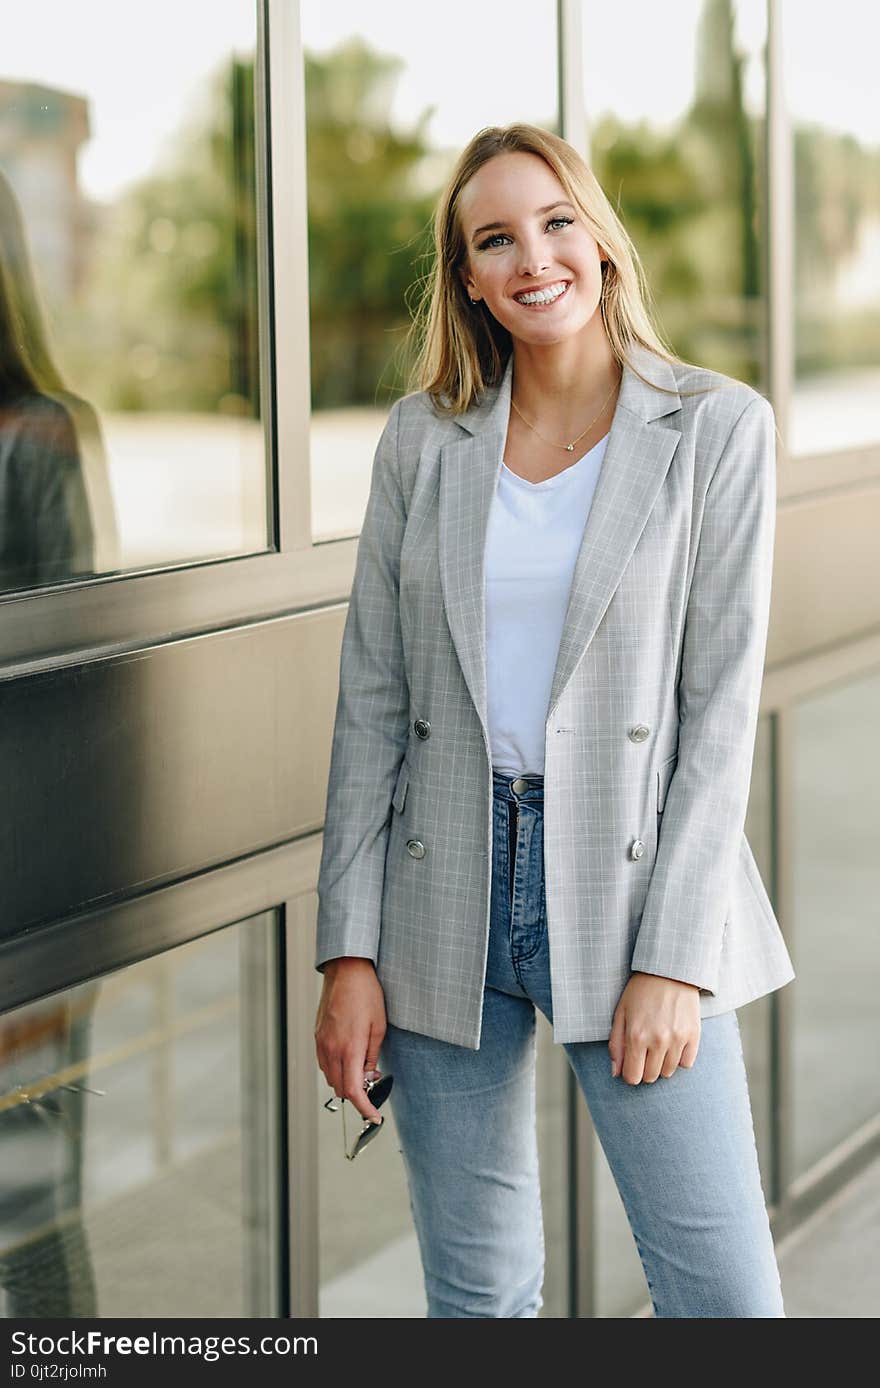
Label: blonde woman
xmin=314 ymin=123 xmax=795 ymax=1318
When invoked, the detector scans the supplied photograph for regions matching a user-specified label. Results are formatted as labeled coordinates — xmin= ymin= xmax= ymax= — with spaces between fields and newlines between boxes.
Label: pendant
xmin=566 ymin=443 xmax=574 ymax=451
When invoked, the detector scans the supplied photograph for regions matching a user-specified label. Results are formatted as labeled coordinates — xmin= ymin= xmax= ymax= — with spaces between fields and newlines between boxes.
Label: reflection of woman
xmin=314 ymin=124 xmax=795 ymax=1317
xmin=0 ymin=169 xmax=111 ymax=590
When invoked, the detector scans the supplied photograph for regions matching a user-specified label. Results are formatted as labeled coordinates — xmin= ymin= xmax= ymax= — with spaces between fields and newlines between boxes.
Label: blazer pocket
xmin=391 ymin=760 xmax=410 ymax=814
xmin=656 ymin=753 xmax=678 ymax=815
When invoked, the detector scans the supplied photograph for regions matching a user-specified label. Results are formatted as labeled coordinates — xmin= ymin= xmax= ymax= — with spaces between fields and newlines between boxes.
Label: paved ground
xmin=774 ymin=1153 xmax=880 ymax=1318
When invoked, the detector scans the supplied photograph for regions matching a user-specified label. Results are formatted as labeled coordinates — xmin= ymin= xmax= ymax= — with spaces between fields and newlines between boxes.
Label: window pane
xmin=791 ymin=671 xmax=880 ymax=1178
xmin=0 ymin=913 xmax=281 ymax=1317
xmin=784 ymin=0 xmax=880 ymax=454
xmin=302 ymin=1 xmax=559 ymax=541
xmin=0 ymin=1 xmax=268 ymax=596
xmin=582 ymin=0 xmax=768 ymax=385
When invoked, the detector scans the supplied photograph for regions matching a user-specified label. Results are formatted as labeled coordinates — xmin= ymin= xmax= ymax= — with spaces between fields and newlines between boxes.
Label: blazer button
xmin=406 ymin=839 xmax=426 ymax=859
xmin=629 ymin=724 xmax=650 ymax=742
xmin=414 ymin=718 xmax=431 ymax=740
xmin=629 ymin=838 xmax=645 ymax=861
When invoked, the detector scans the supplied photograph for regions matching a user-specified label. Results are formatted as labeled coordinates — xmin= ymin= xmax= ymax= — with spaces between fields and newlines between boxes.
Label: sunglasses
xmin=324 ymin=1070 xmax=394 ymax=1161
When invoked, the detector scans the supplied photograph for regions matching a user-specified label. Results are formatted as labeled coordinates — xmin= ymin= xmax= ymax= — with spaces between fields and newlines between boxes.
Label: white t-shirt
xmin=484 ymin=433 xmax=609 ymax=776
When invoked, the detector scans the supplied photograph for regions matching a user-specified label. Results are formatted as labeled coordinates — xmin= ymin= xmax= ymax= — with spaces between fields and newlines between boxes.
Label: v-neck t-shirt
xmin=484 ymin=432 xmax=610 ymax=777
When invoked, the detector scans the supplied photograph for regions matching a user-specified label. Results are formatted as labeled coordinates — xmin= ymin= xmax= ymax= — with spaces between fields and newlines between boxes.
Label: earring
xmin=469 ymin=296 xmax=479 ymax=305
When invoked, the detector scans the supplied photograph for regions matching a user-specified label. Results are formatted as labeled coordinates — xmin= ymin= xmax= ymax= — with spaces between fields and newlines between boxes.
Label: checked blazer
xmin=314 ymin=340 xmax=796 ymax=1048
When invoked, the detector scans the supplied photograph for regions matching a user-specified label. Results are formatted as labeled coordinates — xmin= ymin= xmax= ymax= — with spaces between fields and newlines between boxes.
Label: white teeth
xmin=515 ymin=281 xmax=569 ymax=305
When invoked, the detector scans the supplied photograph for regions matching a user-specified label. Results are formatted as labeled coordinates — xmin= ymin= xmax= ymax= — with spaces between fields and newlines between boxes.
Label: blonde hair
xmin=403 ymin=122 xmax=726 ymax=417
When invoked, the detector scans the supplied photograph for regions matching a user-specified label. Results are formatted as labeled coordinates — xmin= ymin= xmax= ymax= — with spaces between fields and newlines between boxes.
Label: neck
xmin=510 ymin=322 xmax=620 ymax=434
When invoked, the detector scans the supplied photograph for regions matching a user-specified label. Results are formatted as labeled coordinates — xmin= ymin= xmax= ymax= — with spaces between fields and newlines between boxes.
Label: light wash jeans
xmin=379 ymin=769 xmax=786 ymax=1318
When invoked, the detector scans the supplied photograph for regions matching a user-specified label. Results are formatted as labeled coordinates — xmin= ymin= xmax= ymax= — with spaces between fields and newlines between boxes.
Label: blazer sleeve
xmin=629 ymin=394 xmax=778 ymax=995
xmin=314 ymin=397 xmax=410 ymax=973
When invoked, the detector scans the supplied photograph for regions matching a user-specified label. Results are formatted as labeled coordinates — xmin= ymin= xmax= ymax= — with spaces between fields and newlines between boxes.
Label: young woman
xmin=314 ymin=123 xmax=795 ymax=1318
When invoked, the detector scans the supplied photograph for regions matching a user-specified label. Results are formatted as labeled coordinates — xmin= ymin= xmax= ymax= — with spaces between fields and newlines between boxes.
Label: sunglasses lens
xmin=349 ymin=1118 xmax=384 ymax=1160
xmin=369 ymin=1073 xmax=394 ymax=1108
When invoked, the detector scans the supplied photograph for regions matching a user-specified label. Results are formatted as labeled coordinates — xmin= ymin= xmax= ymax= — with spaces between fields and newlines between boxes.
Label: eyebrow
xmin=470 ymin=201 xmax=576 ymax=242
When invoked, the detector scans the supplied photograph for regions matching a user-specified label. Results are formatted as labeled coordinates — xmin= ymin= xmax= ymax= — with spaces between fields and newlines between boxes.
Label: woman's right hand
xmin=314 ymin=958 xmax=388 ymax=1123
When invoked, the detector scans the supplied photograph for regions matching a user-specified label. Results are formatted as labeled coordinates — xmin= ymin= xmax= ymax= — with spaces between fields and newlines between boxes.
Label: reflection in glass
xmin=784 ymin=0 xmax=880 ymax=454
xmin=0 ymin=170 xmax=100 ymax=589
xmin=791 ymin=672 xmax=880 ymax=1179
xmin=302 ymin=4 xmax=558 ymax=540
xmin=0 ymin=2 xmax=267 ymax=594
xmin=582 ymin=0 xmax=768 ymax=385
xmin=0 ymin=914 xmax=280 ymax=1317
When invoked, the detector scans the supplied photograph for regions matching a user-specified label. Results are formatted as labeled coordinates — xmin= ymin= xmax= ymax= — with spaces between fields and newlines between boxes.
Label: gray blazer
xmin=315 ymin=340 xmax=796 ymax=1048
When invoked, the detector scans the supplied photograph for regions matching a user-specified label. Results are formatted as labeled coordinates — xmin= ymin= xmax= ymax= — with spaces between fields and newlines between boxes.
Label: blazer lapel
xmin=438 ymin=342 xmax=682 ymax=747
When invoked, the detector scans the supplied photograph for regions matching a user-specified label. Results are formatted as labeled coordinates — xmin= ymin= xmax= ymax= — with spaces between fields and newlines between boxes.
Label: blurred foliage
xmin=59 ymin=58 xmax=258 ymax=415
xmin=303 ymin=37 xmax=436 ymax=407
xmin=49 ymin=0 xmax=880 ymax=413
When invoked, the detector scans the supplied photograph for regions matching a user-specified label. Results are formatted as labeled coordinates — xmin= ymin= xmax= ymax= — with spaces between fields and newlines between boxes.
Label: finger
xmin=641 ymin=1040 xmax=667 ymax=1084
xmin=343 ymin=1050 xmax=383 ymax=1123
xmin=608 ymin=1009 xmax=625 ymax=1078
xmin=679 ymin=1035 xmax=699 ymax=1068
xmin=623 ymin=1034 xmax=648 ymax=1086
xmin=659 ymin=1038 xmax=686 ymax=1079
xmin=327 ymin=1054 xmax=345 ymax=1100
xmin=364 ymin=1019 xmax=385 ymax=1074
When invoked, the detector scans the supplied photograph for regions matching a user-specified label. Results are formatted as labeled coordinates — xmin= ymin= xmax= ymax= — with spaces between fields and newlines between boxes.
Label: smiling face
xmin=457 ymin=150 xmax=607 ymax=345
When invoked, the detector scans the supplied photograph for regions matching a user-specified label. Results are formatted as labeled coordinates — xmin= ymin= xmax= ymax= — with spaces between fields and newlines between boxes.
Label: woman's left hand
xmin=608 ymin=972 xmax=701 ymax=1084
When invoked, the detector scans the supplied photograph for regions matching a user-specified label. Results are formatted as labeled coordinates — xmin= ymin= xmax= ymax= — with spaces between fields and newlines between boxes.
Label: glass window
xmin=301 ymin=2 xmax=559 ymax=541
xmin=0 ymin=913 xmax=281 ymax=1317
xmin=582 ymin=0 xmax=769 ymax=385
xmin=784 ymin=0 xmax=880 ymax=455
xmin=790 ymin=671 xmax=880 ymax=1179
xmin=0 ymin=1 xmax=268 ymax=596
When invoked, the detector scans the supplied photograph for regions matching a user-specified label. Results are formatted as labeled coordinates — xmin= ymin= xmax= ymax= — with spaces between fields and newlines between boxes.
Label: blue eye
xmin=478 ymin=215 xmax=574 ymax=251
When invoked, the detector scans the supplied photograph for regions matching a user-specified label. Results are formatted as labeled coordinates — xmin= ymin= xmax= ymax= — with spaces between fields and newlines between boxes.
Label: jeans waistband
xmin=492 ymin=769 xmax=544 ymax=803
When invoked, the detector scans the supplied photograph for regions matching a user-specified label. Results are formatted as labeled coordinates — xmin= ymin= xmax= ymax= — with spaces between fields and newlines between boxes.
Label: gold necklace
xmin=510 ymin=365 xmax=621 ymax=451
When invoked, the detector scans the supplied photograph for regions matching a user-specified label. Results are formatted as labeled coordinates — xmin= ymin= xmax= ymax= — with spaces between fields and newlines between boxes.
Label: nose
xmin=517 ymin=235 xmax=551 ymax=279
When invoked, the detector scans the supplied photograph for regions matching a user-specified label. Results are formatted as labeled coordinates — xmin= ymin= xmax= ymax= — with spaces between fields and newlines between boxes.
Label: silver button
xmin=629 ymin=838 xmax=645 ymax=861
xmin=414 ymin=717 xmax=431 ymax=739
xmin=629 ymin=724 xmax=650 ymax=742
xmin=406 ymin=839 xmax=426 ymax=859
xmin=511 ymin=777 xmax=530 ymax=794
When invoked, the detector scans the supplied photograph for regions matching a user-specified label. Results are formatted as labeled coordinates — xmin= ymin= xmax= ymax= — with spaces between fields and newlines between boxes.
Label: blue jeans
xmin=379 ymin=770 xmax=786 ymax=1318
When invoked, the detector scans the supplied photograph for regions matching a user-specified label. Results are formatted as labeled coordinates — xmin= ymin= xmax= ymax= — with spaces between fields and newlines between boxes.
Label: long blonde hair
xmin=403 ymin=123 xmax=725 ymax=417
